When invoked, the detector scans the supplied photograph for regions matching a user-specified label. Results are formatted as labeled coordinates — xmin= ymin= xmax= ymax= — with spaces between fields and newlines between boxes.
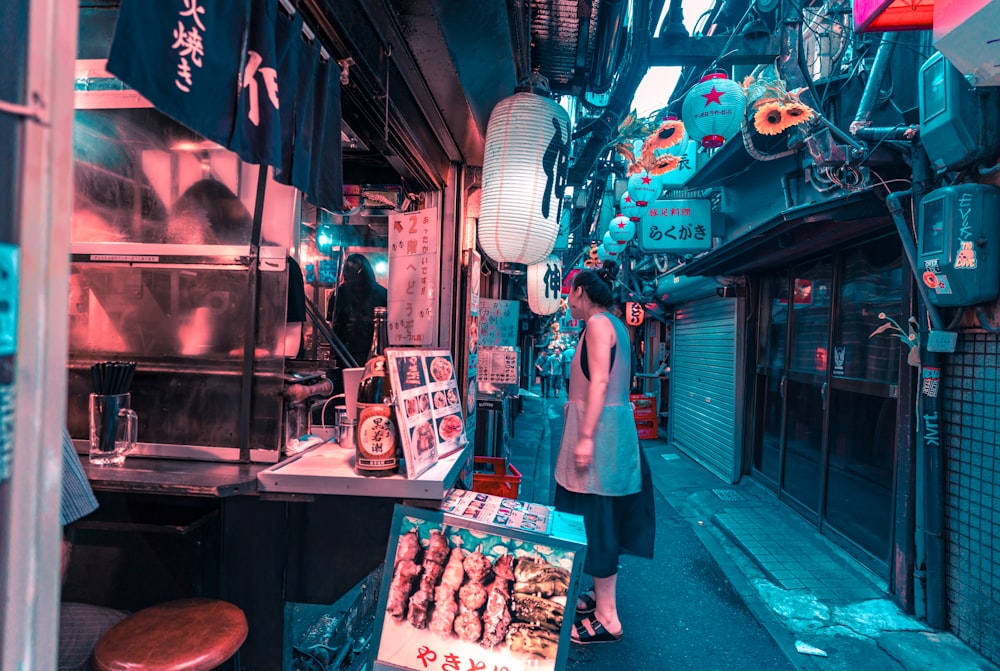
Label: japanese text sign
xmin=636 ymin=199 xmax=712 ymax=253
xmin=479 ymin=299 xmax=520 ymax=348
xmin=388 ymin=207 xmax=441 ymax=346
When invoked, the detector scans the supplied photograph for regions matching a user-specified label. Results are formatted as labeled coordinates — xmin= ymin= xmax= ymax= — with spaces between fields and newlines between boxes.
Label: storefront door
xmin=751 ymin=241 xmax=903 ymax=575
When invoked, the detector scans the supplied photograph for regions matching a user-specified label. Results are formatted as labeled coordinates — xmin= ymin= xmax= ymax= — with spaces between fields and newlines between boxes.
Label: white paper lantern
xmin=479 ymin=91 xmax=571 ymax=267
xmin=527 ymin=255 xmax=563 ymax=315
xmin=626 ymin=170 xmax=662 ymax=207
xmin=681 ymin=71 xmax=747 ymax=149
xmin=607 ymin=214 xmax=635 ymax=244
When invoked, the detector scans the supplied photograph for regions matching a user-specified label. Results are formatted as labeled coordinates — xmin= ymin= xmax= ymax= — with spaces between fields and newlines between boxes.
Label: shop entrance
xmin=751 ymin=240 xmax=904 ymax=576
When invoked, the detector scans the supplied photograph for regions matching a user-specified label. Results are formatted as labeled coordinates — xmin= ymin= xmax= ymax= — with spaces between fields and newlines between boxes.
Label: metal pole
xmin=1 ymin=0 xmax=78 ymax=668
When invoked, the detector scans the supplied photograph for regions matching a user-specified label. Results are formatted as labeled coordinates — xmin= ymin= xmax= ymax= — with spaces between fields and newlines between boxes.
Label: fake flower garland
xmin=742 ymin=74 xmax=816 ymax=136
xmin=610 ymin=113 xmax=687 ymax=176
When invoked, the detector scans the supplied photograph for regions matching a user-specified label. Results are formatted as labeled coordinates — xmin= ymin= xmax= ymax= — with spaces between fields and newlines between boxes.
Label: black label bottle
xmin=355 ymin=306 xmax=399 ymax=476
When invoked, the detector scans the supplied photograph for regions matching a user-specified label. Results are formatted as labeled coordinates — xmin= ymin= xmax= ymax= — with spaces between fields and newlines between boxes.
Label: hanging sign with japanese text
xmin=479 ymin=298 xmax=520 ymax=347
xmin=636 ymin=199 xmax=712 ymax=253
xmin=388 ymin=207 xmax=441 ymax=346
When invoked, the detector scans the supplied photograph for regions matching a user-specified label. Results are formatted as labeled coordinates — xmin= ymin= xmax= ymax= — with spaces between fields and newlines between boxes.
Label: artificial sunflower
xmin=753 ymin=101 xmax=794 ymax=136
xmin=648 ymin=153 xmax=682 ymax=176
xmin=583 ymin=243 xmax=601 ymax=268
xmin=646 ymin=118 xmax=686 ymax=152
xmin=782 ymin=102 xmax=814 ymax=124
xmin=743 ymin=72 xmax=818 ymax=136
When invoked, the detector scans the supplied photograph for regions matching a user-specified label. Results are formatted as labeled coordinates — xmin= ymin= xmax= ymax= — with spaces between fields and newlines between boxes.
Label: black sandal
xmin=576 ymin=590 xmax=597 ymax=615
xmin=571 ymin=615 xmax=623 ymax=644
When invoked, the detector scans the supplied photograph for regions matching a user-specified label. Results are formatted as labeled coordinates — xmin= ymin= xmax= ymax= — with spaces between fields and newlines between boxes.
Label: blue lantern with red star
xmin=607 ymin=214 xmax=635 ymax=244
xmin=681 ymin=71 xmax=747 ymax=149
xmin=627 ymin=170 xmax=662 ymax=209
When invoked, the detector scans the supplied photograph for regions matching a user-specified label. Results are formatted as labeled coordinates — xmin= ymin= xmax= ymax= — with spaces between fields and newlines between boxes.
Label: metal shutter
xmin=671 ymin=295 xmax=741 ymax=483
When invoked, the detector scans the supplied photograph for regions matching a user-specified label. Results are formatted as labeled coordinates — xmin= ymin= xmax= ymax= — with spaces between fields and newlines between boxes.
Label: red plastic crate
xmin=471 ymin=457 xmax=521 ymax=498
xmin=635 ymin=419 xmax=658 ymax=440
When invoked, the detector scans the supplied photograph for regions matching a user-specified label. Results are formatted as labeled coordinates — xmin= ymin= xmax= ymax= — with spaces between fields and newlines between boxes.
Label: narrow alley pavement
xmin=507 ymin=392 xmax=996 ymax=671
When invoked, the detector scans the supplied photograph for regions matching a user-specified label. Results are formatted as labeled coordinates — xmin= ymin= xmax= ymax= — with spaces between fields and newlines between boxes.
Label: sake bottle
xmin=354 ymin=306 xmax=399 ymax=476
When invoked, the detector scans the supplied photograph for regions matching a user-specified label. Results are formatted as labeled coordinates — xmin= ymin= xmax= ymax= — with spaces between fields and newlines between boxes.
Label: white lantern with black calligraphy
xmin=479 ymin=87 xmax=571 ymax=268
xmin=607 ymin=214 xmax=635 ymax=245
xmin=681 ymin=71 xmax=746 ymax=149
xmin=527 ymin=255 xmax=564 ymax=315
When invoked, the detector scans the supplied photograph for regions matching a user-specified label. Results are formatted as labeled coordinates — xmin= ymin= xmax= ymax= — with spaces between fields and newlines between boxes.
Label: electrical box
xmin=918 ymin=52 xmax=999 ymax=172
xmin=918 ymin=183 xmax=1000 ymax=307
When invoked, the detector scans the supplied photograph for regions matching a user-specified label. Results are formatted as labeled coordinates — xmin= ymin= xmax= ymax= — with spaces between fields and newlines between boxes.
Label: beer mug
xmin=89 ymin=393 xmax=138 ymax=466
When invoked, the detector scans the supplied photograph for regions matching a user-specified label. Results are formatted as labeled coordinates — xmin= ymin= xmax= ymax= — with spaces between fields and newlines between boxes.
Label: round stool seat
xmin=93 ymin=598 xmax=248 ymax=671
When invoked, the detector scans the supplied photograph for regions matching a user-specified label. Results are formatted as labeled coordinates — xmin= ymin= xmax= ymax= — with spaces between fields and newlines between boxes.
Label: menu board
xmin=477 ymin=346 xmax=520 ymax=398
xmin=479 ymin=298 xmax=520 ymax=347
xmin=442 ymin=489 xmax=551 ymax=534
xmin=388 ymin=207 xmax=441 ymax=346
xmin=371 ymin=504 xmax=586 ymax=671
xmin=387 ymin=348 xmax=468 ymax=479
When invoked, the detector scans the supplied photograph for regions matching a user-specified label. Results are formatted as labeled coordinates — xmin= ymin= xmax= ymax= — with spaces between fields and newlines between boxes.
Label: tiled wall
xmin=941 ymin=333 xmax=1000 ymax=664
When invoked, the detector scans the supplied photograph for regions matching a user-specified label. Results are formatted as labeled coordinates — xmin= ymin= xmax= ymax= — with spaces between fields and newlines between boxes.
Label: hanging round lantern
xmin=620 ymin=191 xmax=643 ymax=221
xmin=607 ymin=214 xmax=635 ymax=244
xmin=681 ymin=71 xmax=747 ymax=149
xmin=597 ymin=244 xmax=618 ymax=262
xmin=625 ymin=302 xmax=645 ymax=326
xmin=603 ymin=230 xmax=624 ymax=252
xmin=626 ymin=170 xmax=662 ymax=209
xmin=479 ymin=87 xmax=571 ymax=268
xmin=526 ymin=255 xmax=564 ymax=315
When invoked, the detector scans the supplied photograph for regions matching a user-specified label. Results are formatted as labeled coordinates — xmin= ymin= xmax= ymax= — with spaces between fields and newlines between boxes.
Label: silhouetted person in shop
xmin=328 ymin=253 xmax=387 ymax=367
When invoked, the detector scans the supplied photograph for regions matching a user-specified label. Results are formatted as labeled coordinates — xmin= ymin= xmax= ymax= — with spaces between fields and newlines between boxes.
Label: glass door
xmin=780 ymin=258 xmax=833 ymax=519
xmin=750 ymin=242 xmax=902 ymax=576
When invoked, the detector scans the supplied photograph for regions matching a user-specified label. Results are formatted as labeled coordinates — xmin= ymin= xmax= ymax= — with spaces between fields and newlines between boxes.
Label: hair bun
xmin=597 ymin=261 xmax=618 ymax=284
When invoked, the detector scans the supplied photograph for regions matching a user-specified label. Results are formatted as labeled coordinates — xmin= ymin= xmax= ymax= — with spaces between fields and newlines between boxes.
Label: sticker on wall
xmin=955 ymin=240 xmax=977 ymax=269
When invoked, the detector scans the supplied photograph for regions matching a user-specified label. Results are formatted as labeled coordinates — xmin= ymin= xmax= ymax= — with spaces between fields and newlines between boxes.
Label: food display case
xmin=66 ymin=242 xmax=291 ymax=462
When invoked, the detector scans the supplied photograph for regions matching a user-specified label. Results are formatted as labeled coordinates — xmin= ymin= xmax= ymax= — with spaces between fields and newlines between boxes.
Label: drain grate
xmin=712 ymin=488 xmax=745 ymax=502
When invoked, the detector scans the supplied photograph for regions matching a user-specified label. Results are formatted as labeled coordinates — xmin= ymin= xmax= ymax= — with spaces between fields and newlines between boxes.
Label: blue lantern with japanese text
xmin=527 ymin=255 xmax=563 ymax=315
xmin=681 ymin=71 xmax=746 ymax=149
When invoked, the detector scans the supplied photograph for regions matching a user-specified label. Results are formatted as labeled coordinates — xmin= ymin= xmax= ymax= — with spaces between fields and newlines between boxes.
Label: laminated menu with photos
xmin=442 ymin=489 xmax=552 ymax=534
xmin=387 ymin=348 xmax=468 ymax=479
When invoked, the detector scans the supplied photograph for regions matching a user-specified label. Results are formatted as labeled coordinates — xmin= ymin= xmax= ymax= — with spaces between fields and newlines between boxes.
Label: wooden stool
xmin=93 ymin=598 xmax=248 ymax=671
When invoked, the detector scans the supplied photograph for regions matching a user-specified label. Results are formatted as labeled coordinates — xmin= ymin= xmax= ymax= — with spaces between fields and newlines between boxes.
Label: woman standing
xmin=554 ymin=262 xmax=655 ymax=644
